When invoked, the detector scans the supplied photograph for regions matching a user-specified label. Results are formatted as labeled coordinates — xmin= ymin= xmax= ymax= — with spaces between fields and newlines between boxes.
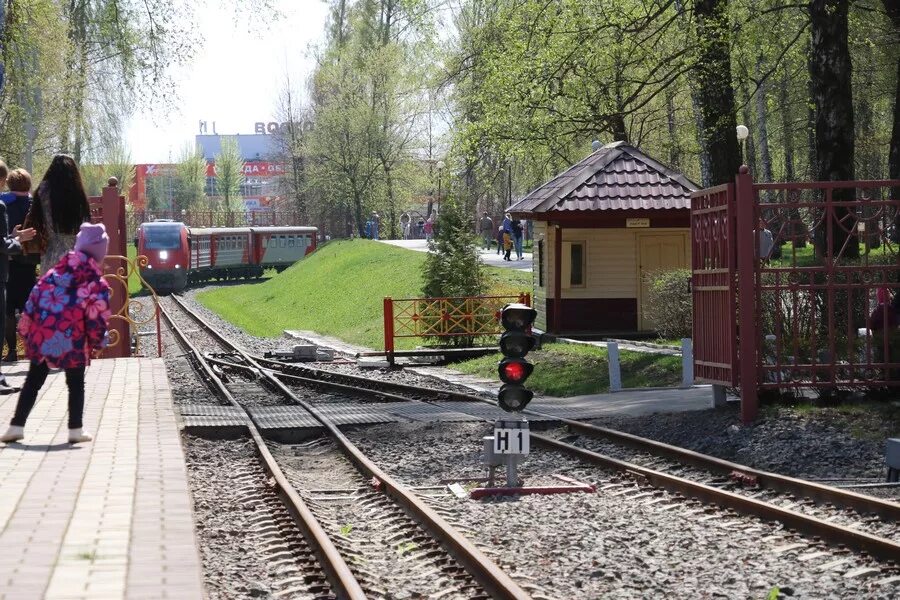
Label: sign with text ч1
xmin=494 ymin=426 xmax=530 ymax=455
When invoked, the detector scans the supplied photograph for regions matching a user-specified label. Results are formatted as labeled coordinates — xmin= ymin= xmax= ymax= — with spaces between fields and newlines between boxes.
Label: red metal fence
xmin=89 ymin=181 xmax=131 ymax=358
xmin=692 ymin=167 xmax=900 ymax=422
xmin=383 ymin=293 xmax=532 ymax=357
xmin=127 ymin=210 xmax=305 ymax=238
xmin=691 ymin=183 xmax=738 ymax=387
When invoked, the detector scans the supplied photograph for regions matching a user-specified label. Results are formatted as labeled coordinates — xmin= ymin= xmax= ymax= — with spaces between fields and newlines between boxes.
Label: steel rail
xmin=170 ymin=296 xmax=532 ymax=600
xmin=215 ymin=350 xmax=900 ymax=562
xmin=256 ymin=357 xmax=900 ymax=523
xmin=159 ymin=303 xmax=367 ymax=600
xmin=530 ymin=433 xmax=900 ymax=562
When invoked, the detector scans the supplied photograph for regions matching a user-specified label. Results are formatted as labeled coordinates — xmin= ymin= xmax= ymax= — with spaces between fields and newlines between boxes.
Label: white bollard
xmin=681 ymin=338 xmax=694 ymax=388
xmin=607 ymin=341 xmax=622 ymax=392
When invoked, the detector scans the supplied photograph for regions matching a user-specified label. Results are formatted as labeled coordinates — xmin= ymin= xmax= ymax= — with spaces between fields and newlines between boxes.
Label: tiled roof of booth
xmin=509 ymin=141 xmax=699 ymax=215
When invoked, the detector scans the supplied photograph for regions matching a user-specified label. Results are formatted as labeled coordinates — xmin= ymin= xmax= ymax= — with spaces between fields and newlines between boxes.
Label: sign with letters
xmin=626 ymin=218 xmax=651 ymax=228
xmin=493 ymin=420 xmax=529 ymax=455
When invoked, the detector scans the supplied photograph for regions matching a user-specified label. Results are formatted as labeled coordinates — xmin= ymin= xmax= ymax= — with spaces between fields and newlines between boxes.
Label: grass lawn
xmin=452 ymin=342 xmax=683 ymax=397
xmin=772 ymin=241 xmax=894 ymax=268
xmin=196 ymin=239 xmax=532 ymax=350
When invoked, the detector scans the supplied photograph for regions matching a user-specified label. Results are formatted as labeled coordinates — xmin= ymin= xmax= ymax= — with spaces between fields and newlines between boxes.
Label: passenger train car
xmin=136 ymin=221 xmax=317 ymax=293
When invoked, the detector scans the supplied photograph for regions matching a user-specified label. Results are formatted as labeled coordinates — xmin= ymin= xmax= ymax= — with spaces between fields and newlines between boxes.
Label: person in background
xmin=0 ymin=223 xmax=112 ymax=444
xmin=423 ymin=216 xmax=434 ymax=241
xmin=0 ymin=161 xmax=36 ymax=393
xmin=868 ymin=287 xmax=900 ymax=381
xmin=24 ymin=154 xmax=92 ymax=271
xmin=512 ymin=218 xmax=524 ymax=260
xmin=758 ymin=218 xmax=774 ymax=262
xmin=371 ymin=212 xmax=380 ymax=240
xmin=496 ymin=225 xmax=504 ymax=254
xmin=1 ymin=169 xmax=38 ymax=362
xmin=479 ymin=212 xmax=494 ymax=250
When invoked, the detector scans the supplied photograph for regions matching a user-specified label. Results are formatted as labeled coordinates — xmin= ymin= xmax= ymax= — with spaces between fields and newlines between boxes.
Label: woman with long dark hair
xmin=25 ymin=154 xmax=92 ymax=271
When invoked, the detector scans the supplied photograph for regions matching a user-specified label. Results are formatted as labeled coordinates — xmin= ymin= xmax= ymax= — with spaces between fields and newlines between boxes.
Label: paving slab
xmin=0 ymin=358 xmax=204 ymax=600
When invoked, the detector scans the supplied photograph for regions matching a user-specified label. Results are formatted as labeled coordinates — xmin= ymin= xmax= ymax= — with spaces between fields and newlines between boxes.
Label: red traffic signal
xmin=498 ymin=358 xmax=533 ymax=384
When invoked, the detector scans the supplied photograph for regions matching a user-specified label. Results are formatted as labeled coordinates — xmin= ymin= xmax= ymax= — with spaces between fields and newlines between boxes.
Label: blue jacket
xmin=0 ymin=192 xmax=31 ymax=231
xmin=502 ymin=217 xmax=512 ymax=233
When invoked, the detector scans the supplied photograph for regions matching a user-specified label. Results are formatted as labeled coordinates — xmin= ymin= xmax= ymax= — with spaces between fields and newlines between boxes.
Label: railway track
xmin=161 ymin=296 xmax=532 ymax=600
xmin=166 ymin=302 xmax=900 ymax=566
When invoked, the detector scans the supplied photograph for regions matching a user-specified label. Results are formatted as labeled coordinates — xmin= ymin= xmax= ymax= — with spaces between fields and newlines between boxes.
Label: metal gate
xmin=693 ymin=167 xmax=900 ymax=422
xmin=691 ymin=183 xmax=737 ymax=387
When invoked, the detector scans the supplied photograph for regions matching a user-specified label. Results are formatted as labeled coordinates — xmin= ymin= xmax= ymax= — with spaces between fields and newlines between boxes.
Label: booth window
xmin=562 ymin=241 xmax=586 ymax=288
xmin=537 ymin=240 xmax=544 ymax=287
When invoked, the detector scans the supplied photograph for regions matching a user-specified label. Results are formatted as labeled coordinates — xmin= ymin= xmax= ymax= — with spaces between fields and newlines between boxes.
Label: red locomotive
xmin=136 ymin=221 xmax=317 ymax=293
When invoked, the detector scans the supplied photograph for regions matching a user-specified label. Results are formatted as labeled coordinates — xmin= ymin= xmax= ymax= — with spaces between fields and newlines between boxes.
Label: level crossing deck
xmin=0 ymin=358 xmax=203 ymax=600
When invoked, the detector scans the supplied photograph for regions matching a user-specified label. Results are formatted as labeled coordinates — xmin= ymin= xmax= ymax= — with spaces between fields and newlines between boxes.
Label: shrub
xmin=642 ymin=269 xmax=692 ymax=339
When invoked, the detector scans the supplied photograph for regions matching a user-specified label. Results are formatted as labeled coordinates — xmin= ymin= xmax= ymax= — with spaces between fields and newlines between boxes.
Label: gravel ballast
xmin=348 ymin=422 xmax=897 ymax=599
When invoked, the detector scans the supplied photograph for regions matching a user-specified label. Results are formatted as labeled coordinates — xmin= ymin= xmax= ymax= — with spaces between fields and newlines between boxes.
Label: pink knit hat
xmin=74 ymin=222 xmax=109 ymax=262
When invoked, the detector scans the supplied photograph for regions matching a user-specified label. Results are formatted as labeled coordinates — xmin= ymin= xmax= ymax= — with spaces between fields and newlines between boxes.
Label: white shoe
xmin=1 ymin=425 xmax=24 ymax=443
xmin=68 ymin=429 xmax=92 ymax=444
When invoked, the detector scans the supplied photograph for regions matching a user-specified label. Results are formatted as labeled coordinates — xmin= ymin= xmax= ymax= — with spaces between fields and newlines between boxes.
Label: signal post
xmin=493 ymin=303 xmax=537 ymax=487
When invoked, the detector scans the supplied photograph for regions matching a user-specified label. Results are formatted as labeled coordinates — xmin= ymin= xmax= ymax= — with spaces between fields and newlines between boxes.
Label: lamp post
xmin=736 ymin=124 xmax=749 ymax=165
xmin=436 ymin=160 xmax=445 ymax=216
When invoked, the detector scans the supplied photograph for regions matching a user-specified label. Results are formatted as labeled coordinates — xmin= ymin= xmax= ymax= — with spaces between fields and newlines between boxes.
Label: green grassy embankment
xmin=197 ymin=239 xmax=532 ymax=350
xmin=453 ymin=342 xmax=682 ymax=397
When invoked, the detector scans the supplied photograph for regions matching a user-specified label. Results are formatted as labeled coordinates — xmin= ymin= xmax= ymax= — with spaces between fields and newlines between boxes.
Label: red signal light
xmin=502 ymin=361 xmax=527 ymax=383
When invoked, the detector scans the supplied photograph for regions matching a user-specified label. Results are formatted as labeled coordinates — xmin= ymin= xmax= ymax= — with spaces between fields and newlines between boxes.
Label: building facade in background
xmin=128 ymin=132 xmax=286 ymax=212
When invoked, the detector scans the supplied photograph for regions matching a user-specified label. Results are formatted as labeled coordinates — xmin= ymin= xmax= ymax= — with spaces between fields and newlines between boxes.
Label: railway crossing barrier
xmin=382 ymin=293 xmax=531 ymax=364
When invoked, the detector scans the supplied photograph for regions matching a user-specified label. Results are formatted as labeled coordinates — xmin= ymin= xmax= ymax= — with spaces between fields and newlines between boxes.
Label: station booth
xmin=509 ymin=141 xmax=698 ymax=335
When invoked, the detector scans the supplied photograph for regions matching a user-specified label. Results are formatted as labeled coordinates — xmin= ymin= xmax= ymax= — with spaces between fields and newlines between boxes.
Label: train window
xmin=280 ymin=236 xmax=286 ymax=248
xmin=288 ymin=237 xmax=295 ymax=247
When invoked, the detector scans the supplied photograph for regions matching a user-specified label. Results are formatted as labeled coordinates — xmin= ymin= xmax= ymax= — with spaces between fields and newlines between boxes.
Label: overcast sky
xmin=124 ymin=1 xmax=330 ymax=164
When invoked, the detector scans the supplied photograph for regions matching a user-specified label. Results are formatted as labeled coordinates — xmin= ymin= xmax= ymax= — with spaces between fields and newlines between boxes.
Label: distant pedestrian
xmin=1 ymin=223 xmax=112 ymax=444
xmin=512 ymin=218 xmax=524 ymax=260
xmin=2 ymin=168 xmax=38 ymax=362
xmin=479 ymin=212 xmax=494 ymax=250
xmin=502 ymin=231 xmax=513 ymax=261
xmin=758 ymin=218 xmax=774 ymax=261
xmin=371 ymin=212 xmax=380 ymax=240
xmin=496 ymin=226 xmax=504 ymax=254
xmin=417 ymin=219 xmax=425 ymax=238
xmin=424 ymin=217 xmax=434 ymax=241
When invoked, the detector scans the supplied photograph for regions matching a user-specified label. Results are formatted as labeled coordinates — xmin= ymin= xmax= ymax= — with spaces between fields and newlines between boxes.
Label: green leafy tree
xmin=80 ymin=143 xmax=135 ymax=196
xmin=175 ymin=144 xmax=208 ymax=213
xmin=214 ymin=136 xmax=246 ymax=213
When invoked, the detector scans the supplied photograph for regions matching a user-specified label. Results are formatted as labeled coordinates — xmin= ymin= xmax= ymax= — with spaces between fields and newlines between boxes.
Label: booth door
xmin=638 ymin=233 xmax=688 ymax=330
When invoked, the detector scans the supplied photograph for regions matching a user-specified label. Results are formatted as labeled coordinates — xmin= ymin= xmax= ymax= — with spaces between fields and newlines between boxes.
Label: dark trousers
xmin=10 ymin=361 xmax=86 ymax=429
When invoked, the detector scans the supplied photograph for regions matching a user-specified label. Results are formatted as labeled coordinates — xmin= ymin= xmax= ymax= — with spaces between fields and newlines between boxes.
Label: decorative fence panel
xmin=383 ymin=294 xmax=532 ymax=356
xmin=690 ymin=183 xmax=737 ymax=387
xmin=692 ymin=167 xmax=900 ymax=422
xmin=752 ymin=178 xmax=900 ymax=392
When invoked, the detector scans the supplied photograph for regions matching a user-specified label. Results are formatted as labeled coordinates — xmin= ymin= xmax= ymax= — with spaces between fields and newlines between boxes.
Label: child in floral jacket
xmin=1 ymin=223 xmax=111 ymax=444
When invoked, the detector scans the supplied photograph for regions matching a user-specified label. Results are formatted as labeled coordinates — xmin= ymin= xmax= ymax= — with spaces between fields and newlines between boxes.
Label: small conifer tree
xmin=421 ymin=198 xmax=487 ymax=346
xmin=422 ymin=197 xmax=485 ymax=298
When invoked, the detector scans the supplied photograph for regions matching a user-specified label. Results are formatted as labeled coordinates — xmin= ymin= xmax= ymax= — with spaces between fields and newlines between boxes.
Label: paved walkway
xmin=378 ymin=239 xmax=533 ymax=272
xmin=0 ymin=358 xmax=203 ymax=600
